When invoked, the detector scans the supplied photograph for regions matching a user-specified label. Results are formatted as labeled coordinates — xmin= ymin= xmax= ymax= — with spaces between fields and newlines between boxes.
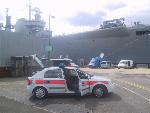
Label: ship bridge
xmin=15 ymin=7 xmax=45 ymax=35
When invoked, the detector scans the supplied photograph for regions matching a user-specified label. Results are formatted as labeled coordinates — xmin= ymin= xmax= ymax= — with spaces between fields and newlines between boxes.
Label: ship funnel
xmin=5 ymin=8 xmax=14 ymax=31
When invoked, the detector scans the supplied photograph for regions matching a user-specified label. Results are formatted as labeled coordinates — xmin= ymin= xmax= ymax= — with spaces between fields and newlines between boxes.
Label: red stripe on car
xmin=89 ymin=81 xmax=97 ymax=85
xmin=100 ymin=81 xmax=109 ymax=84
xmin=88 ymin=81 xmax=109 ymax=85
xmin=35 ymin=80 xmax=45 ymax=84
xmin=50 ymin=80 xmax=65 ymax=85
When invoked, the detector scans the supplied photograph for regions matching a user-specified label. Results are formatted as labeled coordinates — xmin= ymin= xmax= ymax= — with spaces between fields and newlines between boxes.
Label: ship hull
xmin=0 ymin=26 xmax=150 ymax=76
xmin=51 ymin=27 xmax=150 ymax=64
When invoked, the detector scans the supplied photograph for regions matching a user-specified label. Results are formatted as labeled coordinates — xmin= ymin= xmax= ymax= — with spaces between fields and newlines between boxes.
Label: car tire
xmin=33 ymin=87 xmax=48 ymax=99
xmin=92 ymin=85 xmax=108 ymax=98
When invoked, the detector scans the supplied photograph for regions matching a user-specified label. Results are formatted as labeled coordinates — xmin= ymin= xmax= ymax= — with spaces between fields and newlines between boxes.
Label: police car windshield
xmin=76 ymin=69 xmax=93 ymax=78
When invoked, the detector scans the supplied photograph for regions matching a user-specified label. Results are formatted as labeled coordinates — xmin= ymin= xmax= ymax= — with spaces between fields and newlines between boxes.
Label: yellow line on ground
xmin=113 ymin=78 xmax=150 ymax=92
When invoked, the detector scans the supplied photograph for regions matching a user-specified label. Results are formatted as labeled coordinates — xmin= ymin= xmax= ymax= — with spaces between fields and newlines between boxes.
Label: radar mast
xmin=29 ymin=0 xmax=32 ymax=20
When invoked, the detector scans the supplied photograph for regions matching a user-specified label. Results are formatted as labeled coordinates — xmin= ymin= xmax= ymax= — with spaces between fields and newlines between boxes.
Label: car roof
xmin=65 ymin=66 xmax=77 ymax=69
xmin=50 ymin=58 xmax=72 ymax=61
xmin=43 ymin=66 xmax=77 ymax=71
xmin=43 ymin=67 xmax=60 ymax=71
xmin=120 ymin=60 xmax=133 ymax=62
xmin=101 ymin=61 xmax=111 ymax=62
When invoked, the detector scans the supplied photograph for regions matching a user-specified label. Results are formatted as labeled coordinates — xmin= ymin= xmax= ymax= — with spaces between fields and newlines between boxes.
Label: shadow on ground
xmin=29 ymin=92 xmax=121 ymax=109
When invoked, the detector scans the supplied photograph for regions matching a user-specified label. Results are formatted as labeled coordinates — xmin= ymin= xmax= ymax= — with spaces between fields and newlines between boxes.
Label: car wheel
xmin=33 ymin=87 xmax=48 ymax=99
xmin=93 ymin=85 xmax=108 ymax=98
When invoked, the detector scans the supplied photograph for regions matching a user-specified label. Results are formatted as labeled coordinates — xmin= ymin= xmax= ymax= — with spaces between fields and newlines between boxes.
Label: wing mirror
xmin=85 ymin=74 xmax=90 ymax=79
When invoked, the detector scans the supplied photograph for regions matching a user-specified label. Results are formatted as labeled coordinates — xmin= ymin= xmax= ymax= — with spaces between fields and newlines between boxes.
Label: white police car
xmin=27 ymin=67 xmax=113 ymax=99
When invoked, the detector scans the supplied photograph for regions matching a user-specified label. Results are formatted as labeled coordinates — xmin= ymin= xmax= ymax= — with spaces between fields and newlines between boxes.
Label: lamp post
xmin=47 ymin=14 xmax=55 ymax=66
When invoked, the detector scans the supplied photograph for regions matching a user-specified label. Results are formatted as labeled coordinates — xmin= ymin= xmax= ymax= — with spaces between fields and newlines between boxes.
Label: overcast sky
xmin=0 ymin=0 xmax=150 ymax=35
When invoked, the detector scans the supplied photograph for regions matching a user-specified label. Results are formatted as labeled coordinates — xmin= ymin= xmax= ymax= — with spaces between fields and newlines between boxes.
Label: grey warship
xmin=0 ymin=8 xmax=150 ymax=76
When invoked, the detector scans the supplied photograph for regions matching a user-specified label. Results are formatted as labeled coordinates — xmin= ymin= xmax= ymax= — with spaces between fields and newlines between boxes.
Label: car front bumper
xmin=106 ymin=82 xmax=114 ymax=93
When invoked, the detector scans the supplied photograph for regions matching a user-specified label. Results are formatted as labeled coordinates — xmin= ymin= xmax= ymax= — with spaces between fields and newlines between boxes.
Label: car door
xmin=77 ymin=70 xmax=90 ymax=96
xmin=43 ymin=69 xmax=66 ymax=93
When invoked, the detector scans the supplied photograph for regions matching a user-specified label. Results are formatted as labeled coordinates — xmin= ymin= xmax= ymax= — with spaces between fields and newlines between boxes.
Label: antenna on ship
xmin=29 ymin=0 xmax=31 ymax=20
xmin=6 ymin=8 xmax=8 ymax=16
xmin=5 ymin=8 xmax=13 ymax=31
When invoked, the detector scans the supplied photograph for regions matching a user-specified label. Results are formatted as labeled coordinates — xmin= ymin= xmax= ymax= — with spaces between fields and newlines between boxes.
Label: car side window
xmin=101 ymin=62 xmax=106 ymax=64
xmin=44 ymin=69 xmax=62 ymax=78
